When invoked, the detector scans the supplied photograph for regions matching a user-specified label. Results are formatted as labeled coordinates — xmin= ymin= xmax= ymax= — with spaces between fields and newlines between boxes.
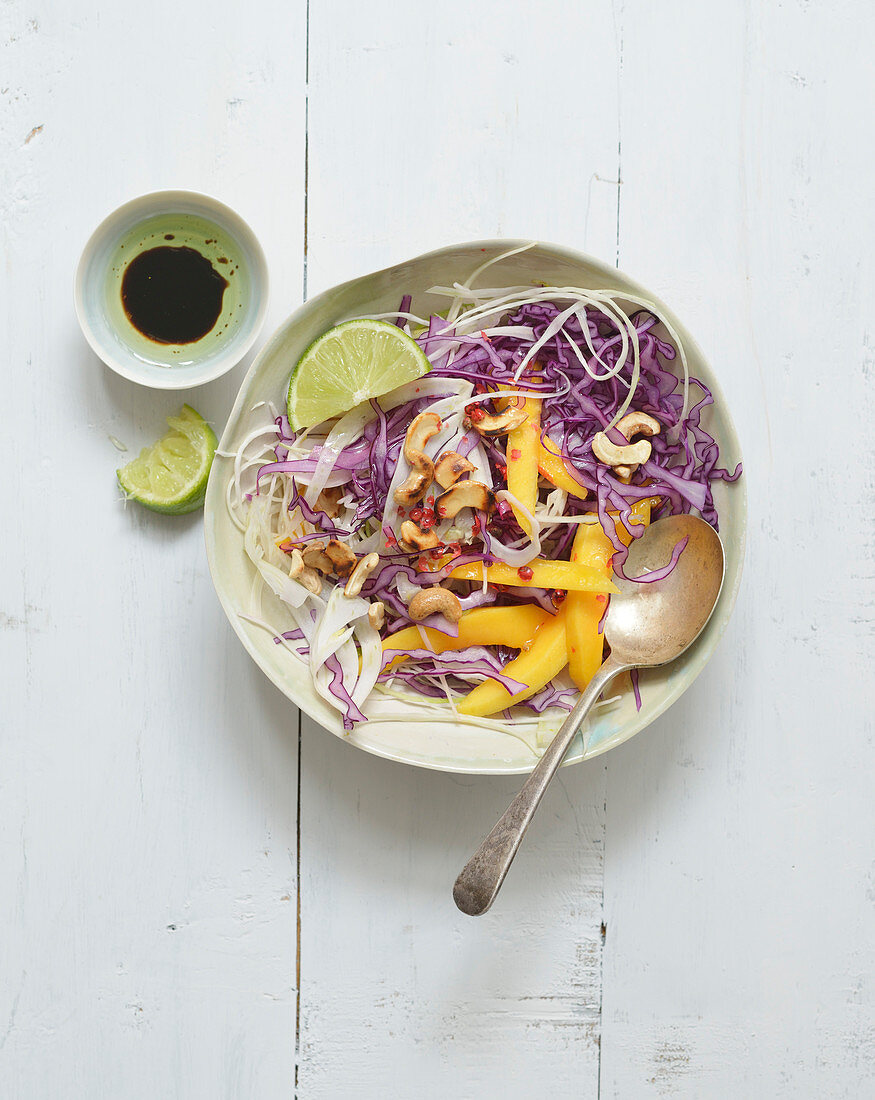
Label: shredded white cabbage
xmin=484 ymin=489 xmax=539 ymax=565
xmin=424 ymin=276 xmax=690 ymax=430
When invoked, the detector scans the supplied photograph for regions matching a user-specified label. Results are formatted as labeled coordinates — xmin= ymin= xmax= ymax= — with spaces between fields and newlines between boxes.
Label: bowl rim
xmin=73 ymin=188 xmax=269 ymax=390
xmin=205 ymin=238 xmax=747 ymax=774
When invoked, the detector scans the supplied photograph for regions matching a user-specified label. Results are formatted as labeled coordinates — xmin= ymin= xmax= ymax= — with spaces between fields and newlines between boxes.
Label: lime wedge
xmin=117 ymin=405 xmax=217 ymax=515
xmin=287 ymin=319 xmax=430 ymax=429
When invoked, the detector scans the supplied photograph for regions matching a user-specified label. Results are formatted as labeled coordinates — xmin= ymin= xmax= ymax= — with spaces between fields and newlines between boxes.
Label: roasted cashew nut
xmin=393 ymin=411 xmax=442 ymax=505
xmin=325 ymin=539 xmax=357 ymax=578
xmin=289 ymin=550 xmax=323 ymax=594
xmin=592 ymin=411 xmax=661 ymax=478
xmin=591 ymin=434 xmax=652 ymax=468
xmin=464 ymin=404 xmax=528 ymax=437
xmin=302 ymin=542 xmax=335 ymax=574
xmin=367 ymin=601 xmax=385 ymax=630
xmin=392 ymin=469 xmax=431 ymax=506
xmin=344 ymin=552 xmax=380 ymax=598
xmin=435 ymin=480 xmax=494 ymax=519
xmin=615 ymin=411 xmax=661 ymax=441
xmin=434 ymin=450 xmax=476 ymax=489
xmin=298 ymin=567 xmax=323 ymax=595
xmin=398 ymin=520 xmax=441 ymax=552
xmin=407 ymin=587 xmax=463 ymax=624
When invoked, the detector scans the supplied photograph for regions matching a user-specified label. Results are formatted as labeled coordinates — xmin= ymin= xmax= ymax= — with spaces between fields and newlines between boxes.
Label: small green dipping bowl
xmin=74 ymin=190 xmax=268 ymax=389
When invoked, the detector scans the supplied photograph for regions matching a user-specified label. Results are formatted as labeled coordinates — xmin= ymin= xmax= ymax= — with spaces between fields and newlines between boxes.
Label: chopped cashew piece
xmin=288 ymin=548 xmax=305 ymax=579
xmin=435 ymin=480 xmax=494 ymax=519
xmin=325 ymin=539 xmax=356 ymax=577
xmin=399 ymin=520 xmax=441 ymax=552
xmin=434 ymin=450 xmax=476 ymax=489
xmin=394 ymin=411 xmax=442 ymax=505
xmin=408 ymin=587 xmax=463 ymax=624
xmin=344 ymin=552 xmax=380 ymax=597
xmin=367 ymin=601 xmax=385 ymax=630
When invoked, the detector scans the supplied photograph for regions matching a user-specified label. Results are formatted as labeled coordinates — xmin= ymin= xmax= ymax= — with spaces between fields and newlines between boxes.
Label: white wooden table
xmin=2 ymin=1 xmax=873 ymax=1096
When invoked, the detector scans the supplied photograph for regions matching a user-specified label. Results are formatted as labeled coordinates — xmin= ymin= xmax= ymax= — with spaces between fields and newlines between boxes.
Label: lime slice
xmin=117 ymin=404 xmax=217 ymax=515
xmin=287 ymin=319 xmax=430 ymax=429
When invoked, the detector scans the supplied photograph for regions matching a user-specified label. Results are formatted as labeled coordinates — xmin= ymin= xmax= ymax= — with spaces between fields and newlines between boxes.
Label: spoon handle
xmin=453 ymin=655 xmax=627 ymax=916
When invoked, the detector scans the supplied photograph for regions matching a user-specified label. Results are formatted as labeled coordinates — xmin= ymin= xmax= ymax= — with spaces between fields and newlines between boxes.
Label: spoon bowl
xmin=453 ymin=515 xmax=725 ymax=915
xmin=606 ymin=514 xmax=725 ymax=667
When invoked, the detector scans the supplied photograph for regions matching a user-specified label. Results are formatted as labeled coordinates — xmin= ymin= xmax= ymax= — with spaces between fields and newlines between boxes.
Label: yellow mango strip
xmin=565 ymin=501 xmax=656 ymax=688
xmin=614 ymin=496 xmax=655 ymax=547
xmin=566 ymin=523 xmax=614 ymax=690
xmin=457 ymin=607 xmax=570 ymax=717
xmin=505 ymin=392 xmax=541 ymax=535
xmin=537 ymin=436 xmax=589 ymax=499
xmin=450 ymin=559 xmax=618 ymax=594
xmin=382 ymin=606 xmax=551 ymax=669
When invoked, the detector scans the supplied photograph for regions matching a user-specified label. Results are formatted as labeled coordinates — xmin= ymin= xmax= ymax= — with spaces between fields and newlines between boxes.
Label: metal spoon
xmin=453 ymin=514 xmax=725 ymax=916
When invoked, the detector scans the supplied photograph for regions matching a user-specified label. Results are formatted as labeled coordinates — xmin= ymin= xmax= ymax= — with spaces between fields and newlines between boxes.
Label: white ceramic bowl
xmin=205 ymin=241 xmax=746 ymax=774
xmin=74 ymin=190 xmax=268 ymax=389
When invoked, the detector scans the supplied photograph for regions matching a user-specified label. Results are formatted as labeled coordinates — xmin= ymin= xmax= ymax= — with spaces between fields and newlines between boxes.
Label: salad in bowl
xmin=205 ymin=242 xmax=745 ymax=773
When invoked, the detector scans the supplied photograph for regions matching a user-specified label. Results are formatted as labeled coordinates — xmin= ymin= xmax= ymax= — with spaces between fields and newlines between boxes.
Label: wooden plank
xmin=299 ymin=1 xmax=620 ymax=1094
xmin=305 ymin=0 xmax=622 ymax=296
xmin=0 ymin=2 xmax=306 ymax=1097
xmin=601 ymin=1 xmax=875 ymax=1096
xmin=298 ymin=737 xmax=606 ymax=1094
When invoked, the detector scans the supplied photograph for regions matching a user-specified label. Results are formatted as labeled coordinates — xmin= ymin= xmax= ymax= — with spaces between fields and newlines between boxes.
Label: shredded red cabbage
xmin=502 ymin=682 xmax=578 ymax=718
xmin=324 ymin=653 xmax=367 ymax=730
xmin=624 ymin=535 xmax=689 ymax=585
xmin=259 ymin=291 xmax=740 ymax=727
xmin=380 ymin=646 xmax=527 ymax=694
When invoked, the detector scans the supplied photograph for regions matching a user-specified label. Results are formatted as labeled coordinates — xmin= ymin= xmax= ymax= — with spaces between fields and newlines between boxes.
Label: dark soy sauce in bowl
xmin=121 ymin=245 xmax=228 ymax=344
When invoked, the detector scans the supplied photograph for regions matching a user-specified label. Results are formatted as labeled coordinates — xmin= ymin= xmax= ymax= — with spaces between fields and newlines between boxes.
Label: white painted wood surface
xmin=1 ymin=1 xmax=872 ymax=1097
